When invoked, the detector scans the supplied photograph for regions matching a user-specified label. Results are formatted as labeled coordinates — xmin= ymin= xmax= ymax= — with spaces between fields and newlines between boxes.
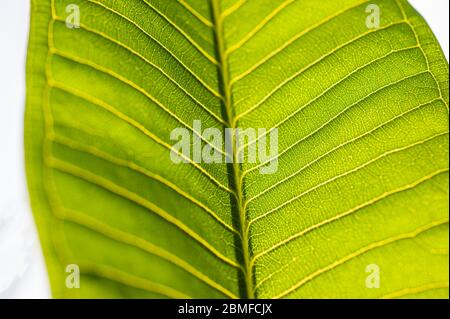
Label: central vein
xmin=211 ymin=0 xmax=254 ymax=299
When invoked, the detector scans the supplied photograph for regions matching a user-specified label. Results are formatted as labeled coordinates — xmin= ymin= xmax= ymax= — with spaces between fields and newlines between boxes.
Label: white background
xmin=0 ymin=0 xmax=448 ymax=298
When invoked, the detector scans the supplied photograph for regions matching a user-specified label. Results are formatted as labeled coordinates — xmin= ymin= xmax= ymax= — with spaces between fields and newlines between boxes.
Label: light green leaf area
xmin=25 ymin=0 xmax=449 ymax=299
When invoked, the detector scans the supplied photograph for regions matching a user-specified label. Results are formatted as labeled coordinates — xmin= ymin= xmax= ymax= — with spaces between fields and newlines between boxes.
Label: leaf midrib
xmin=211 ymin=0 xmax=253 ymax=299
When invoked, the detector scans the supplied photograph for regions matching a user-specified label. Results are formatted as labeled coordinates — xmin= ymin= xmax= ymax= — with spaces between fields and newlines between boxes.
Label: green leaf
xmin=25 ymin=0 xmax=449 ymax=298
